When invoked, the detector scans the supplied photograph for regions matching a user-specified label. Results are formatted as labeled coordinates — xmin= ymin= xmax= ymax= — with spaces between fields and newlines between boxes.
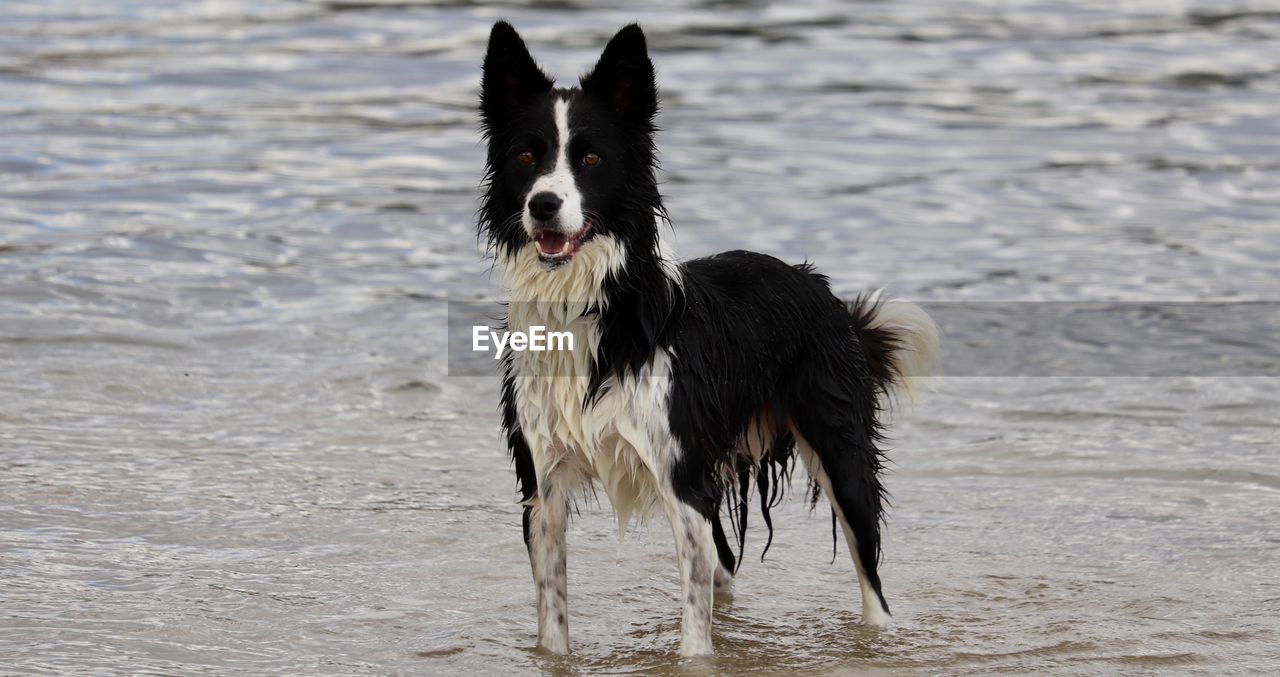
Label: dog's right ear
xmin=481 ymin=21 xmax=553 ymax=132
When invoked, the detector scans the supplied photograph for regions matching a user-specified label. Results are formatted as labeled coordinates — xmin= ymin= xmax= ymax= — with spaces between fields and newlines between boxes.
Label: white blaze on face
xmin=523 ymin=96 xmax=585 ymax=238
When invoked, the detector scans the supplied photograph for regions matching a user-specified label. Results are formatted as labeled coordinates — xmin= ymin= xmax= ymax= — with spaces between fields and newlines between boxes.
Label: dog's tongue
xmin=535 ymin=231 xmax=570 ymax=256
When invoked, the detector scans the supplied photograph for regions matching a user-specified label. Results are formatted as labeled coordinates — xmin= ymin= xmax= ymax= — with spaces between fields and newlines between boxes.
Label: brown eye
xmin=582 ymin=152 xmax=601 ymax=167
xmin=517 ymin=150 xmax=535 ymax=166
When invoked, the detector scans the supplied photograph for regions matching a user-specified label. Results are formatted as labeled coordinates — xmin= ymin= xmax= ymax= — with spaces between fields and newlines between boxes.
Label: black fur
xmin=481 ymin=21 xmax=905 ymax=622
xmin=500 ymin=360 xmax=538 ymax=550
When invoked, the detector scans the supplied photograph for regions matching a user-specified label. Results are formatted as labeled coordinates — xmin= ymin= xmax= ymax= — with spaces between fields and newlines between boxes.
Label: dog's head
xmin=478 ymin=22 xmax=662 ymax=272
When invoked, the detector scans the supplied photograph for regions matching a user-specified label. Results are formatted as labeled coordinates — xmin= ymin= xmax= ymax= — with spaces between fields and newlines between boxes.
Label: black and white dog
xmin=478 ymin=21 xmax=939 ymax=656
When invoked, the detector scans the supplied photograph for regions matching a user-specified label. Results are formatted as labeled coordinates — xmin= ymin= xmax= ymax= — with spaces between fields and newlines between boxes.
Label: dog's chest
xmin=508 ymin=309 xmax=675 ymax=514
xmin=507 ymin=312 xmax=602 ymax=456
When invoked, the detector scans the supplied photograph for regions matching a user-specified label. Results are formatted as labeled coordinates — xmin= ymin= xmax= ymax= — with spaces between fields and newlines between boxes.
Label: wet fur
xmin=479 ymin=21 xmax=940 ymax=656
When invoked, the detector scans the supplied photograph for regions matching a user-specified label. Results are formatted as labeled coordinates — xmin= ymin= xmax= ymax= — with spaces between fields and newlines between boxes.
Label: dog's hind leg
xmin=661 ymin=494 xmax=718 ymax=656
xmin=708 ymin=459 xmax=753 ymax=595
xmin=710 ymin=517 xmax=736 ymax=594
xmin=791 ymin=418 xmax=892 ymax=626
xmin=524 ymin=477 xmax=571 ymax=653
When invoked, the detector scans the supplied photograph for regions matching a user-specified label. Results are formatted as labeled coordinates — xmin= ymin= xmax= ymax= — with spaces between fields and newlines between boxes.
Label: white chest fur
xmin=507 ymin=313 xmax=676 ymax=531
xmin=503 ymin=237 xmax=677 ymax=529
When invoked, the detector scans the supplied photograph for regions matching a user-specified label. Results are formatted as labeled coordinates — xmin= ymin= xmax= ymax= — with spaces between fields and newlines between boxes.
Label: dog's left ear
xmin=581 ymin=24 xmax=657 ymax=122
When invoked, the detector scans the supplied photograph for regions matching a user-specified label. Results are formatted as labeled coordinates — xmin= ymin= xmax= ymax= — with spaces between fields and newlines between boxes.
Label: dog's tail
xmin=848 ymin=291 xmax=941 ymax=406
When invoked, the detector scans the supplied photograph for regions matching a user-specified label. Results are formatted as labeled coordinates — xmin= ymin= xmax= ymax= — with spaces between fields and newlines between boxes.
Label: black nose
xmin=528 ymin=192 xmax=562 ymax=221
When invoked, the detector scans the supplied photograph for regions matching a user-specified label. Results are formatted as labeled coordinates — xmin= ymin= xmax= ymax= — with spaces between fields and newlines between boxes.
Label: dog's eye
xmin=516 ymin=150 xmax=535 ymax=166
xmin=582 ymin=152 xmax=601 ymax=167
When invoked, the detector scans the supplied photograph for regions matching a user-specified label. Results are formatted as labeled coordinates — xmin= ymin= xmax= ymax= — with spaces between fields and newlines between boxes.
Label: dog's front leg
xmin=663 ymin=497 xmax=716 ymax=656
xmin=525 ymin=482 xmax=570 ymax=653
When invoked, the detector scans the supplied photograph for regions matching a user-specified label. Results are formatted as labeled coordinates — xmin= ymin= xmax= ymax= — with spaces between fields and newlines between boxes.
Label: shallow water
xmin=2 ymin=1 xmax=1279 ymax=673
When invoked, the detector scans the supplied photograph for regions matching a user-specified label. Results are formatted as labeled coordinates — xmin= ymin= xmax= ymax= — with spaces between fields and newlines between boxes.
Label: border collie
xmin=477 ymin=21 xmax=940 ymax=656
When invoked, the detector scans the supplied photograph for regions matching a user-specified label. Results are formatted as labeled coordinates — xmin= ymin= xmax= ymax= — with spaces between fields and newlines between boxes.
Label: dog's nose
xmin=528 ymin=192 xmax=562 ymax=221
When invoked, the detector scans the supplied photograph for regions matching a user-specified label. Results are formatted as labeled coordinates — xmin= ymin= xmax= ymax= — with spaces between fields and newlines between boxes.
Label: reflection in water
xmin=2 ymin=0 xmax=1279 ymax=673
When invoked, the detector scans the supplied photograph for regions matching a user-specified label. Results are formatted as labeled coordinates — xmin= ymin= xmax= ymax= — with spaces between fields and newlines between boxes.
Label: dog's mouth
xmin=533 ymin=222 xmax=594 ymax=267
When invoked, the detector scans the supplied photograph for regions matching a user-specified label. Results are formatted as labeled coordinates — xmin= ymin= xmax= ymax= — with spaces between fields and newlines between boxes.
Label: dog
xmin=477 ymin=21 xmax=940 ymax=656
